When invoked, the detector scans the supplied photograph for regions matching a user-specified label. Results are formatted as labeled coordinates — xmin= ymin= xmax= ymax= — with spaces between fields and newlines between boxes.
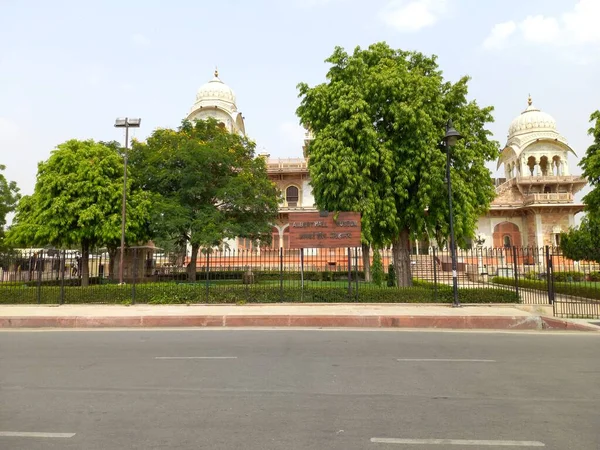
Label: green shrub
xmin=588 ymin=272 xmax=600 ymax=282
xmin=492 ymin=276 xmax=600 ymax=301
xmin=0 ymin=281 xmax=519 ymax=304
xmin=372 ymin=250 xmax=384 ymax=287
xmin=553 ymin=271 xmax=585 ymax=282
xmin=387 ymin=264 xmax=396 ymax=287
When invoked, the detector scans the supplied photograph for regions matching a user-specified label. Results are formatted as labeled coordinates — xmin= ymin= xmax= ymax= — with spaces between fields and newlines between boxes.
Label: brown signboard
xmin=288 ymin=212 xmax=361 ymax=249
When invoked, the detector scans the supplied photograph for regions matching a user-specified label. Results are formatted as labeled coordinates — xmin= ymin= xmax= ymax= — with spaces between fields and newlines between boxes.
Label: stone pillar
xmin=278 ymin=227 xmax=285 ymax=249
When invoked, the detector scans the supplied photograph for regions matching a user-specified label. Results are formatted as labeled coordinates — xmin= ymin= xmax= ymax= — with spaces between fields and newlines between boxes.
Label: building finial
xmin=528 ymin=93 xmax=532 ymax=106
xmin=214 ymin=66 xmax=219 ymax=78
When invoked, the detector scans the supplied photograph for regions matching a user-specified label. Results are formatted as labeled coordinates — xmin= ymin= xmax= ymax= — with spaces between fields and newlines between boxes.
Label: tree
xmin=0 ymin=165 xmax=20 ymax=250
xmin=297 ymin=43 xmax=498 ymax=286
xmin=7 ymin=139 xmax=152 ymax=286
xmin=129 ymin=118 xmax=280 ymax=281
xmin=561 ymin=110 xmax=600 ymax=263
xmin=560 ymin=217 xmax=600 ymax=263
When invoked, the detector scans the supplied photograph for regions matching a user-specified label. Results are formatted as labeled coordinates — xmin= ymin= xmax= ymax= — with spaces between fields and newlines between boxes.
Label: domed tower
xmin=476 ymin=96 xmax=587 ymax=251
xmin=498 ymin=96 xmax=578 ymax=179
xmin=187 ymin=69 xmax=246 ymax=136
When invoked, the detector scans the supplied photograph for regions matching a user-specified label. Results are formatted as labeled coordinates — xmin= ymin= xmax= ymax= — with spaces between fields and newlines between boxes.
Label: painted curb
xmin=0 ymin=314 xmax=584 ymax=330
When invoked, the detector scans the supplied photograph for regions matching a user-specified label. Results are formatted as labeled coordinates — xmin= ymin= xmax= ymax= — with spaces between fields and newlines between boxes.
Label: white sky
xmin=1 ymin=0 xmax=599 ymax=205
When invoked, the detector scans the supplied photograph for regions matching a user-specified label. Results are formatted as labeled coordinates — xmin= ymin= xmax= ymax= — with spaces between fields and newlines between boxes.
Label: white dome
xmin=195 ymin=70 xmax=236 ymax=109
xmin=508 ymin=97 xmax=557 ymax=138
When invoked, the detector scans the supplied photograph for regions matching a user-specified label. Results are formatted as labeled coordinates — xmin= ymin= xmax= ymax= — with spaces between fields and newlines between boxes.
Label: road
xmin=0 ymin=329 xmax=599 ymax=449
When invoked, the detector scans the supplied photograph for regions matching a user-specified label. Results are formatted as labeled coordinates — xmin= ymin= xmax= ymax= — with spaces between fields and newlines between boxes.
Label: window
xmin=286 ymin=186 xmax=299 ymax=207
xmin=503 ymin=235 xmax=512 ymax=248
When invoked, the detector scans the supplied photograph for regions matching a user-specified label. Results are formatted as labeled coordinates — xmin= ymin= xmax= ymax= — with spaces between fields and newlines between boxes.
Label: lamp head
xmin=444 ymin=119 xmax=463 ymax=147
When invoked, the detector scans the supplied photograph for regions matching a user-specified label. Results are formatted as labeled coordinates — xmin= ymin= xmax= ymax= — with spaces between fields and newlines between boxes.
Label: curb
xmin=1 ymin=314 xmax=594 ymax=331
xmin=540 ymin=316 xmax=600 ymax=332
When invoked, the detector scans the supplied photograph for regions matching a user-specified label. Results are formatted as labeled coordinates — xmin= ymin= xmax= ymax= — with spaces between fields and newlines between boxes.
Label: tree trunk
xmin=187 ymin=243 xmax=199 ymax=282
xmin=362 ymin=243 xmax=372 ymax=282
xmin=392 ymin=228 xmax=412 ymax=287
xmin=81 ymin=241 xmax=90 ymax=287
xmin=108 ymin=247 xmax=118 ymax=280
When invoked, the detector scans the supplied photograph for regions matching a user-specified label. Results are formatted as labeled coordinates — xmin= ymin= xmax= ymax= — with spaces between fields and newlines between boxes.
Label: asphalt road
xmin=0 ymin=329 xmax=599 ymax=450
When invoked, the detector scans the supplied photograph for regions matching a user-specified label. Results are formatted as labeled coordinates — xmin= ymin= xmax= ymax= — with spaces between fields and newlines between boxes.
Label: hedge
xmin=492 ymin=276 xmax=600 ymax=301
xmin=0 ymin=282 xmax=519 ymax=304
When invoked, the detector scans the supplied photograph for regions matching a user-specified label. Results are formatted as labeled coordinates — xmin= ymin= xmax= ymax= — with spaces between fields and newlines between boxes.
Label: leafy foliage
xmin=296 ymin=42 xmax=498 ymax=285
xmin=561 ymin=111 xmax=600 ymax=263
xmin=0 ymin=165 xmax=20 ymax=250
xmin=7 ymin=139 xmax=152 ymax=285
xmin=371 ymin=248 xmax=384 ymax=286
xmin=129 ymin=118 xmax=280 ymax=280
xmin=0 ymin=282 xmax=519 ymax=304
xmin=561 ymin=218 xmax=600 ymax=263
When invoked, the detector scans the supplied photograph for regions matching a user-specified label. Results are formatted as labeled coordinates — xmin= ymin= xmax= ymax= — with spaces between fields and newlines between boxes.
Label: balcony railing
xmin=523 ymin=193 xmax=574 ymax=205
xmin=266 ymin=158 xmax=308 ymax=172
xmin=514 ymin=175 xmax=585 ymax=184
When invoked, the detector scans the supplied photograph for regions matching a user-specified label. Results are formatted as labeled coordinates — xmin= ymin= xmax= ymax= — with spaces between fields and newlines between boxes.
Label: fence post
xmin=545 ymin=245 xmax=554 ymax=305
xmin=354 ymin=247 xmax=359 ymax=302
xmin=60 ymin=250 xmax=66 ymax=305
xmin=300 ymin=248 xmax=305 ymax=303
xmin=512 ymin=246 xmax=519 ymax=300
xmin=205 ymin=251 xmax=210 ymax=302
xmin=347 ymin=247 xmax=352 ymax=300
xmin=279 ymin=247 xmax=284 ymax=302
xmin=432 ymin=247 xmax=438 ymax=302
xmin=36 ymin=251 xmax=42 ymax=304
xmin=131 ymin=248 xmax=137 ymax=305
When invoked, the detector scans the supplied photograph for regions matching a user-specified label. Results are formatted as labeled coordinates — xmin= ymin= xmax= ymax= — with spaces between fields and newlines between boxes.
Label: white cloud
xmin=483 ymin=0 xmax=600 ymax=50
xmin=563 ymin=0 xmax=600 ymax=44
xmin=379 ymin=0 xmax=447 ymax=32
xmin=132 ymin=33 xmax=150 ymax=47
xmin=519 ymin=15 xmax=560 ymax=44
xmin=482 ymin=21 xmax=516 ymax=50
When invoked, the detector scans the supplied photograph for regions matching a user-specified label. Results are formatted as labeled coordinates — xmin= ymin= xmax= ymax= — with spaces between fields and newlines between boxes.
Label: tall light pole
xmin=443 ymin=119 xmax=463 ymax=307
xmin=114 ymin=117 xmax=141 ymax=284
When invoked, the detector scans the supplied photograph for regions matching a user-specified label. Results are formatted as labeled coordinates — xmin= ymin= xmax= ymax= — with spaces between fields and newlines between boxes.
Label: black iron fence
xmin=0 ymin=246 xmax=598 ymax=316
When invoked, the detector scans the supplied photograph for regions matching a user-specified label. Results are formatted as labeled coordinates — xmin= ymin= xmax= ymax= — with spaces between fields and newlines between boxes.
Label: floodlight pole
xmin=114 ymin=118 xmax=141 ymax=284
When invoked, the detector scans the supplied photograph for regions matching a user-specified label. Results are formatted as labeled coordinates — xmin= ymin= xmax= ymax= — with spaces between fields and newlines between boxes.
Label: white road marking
xmin=0 ymin=432 xmax=76 ymax=438
xmin=155 ymin=356 xmax=237 ymax=360
xmin=396 ymin=358 xmax=496 ymax=362
xmin=370 ymin=438 xmax=544 ymax=446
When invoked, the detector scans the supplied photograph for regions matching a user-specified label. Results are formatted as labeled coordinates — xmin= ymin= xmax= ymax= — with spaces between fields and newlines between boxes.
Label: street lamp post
xmin=114 ymin=117 xmax=141 ymax=284
xmin=443 ymin=119 xmax=463 ymax=307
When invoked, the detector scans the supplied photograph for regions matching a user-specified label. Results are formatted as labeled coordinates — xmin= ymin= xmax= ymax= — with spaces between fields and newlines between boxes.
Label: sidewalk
xmin=0 ymin=304 xmax=598 ymax=331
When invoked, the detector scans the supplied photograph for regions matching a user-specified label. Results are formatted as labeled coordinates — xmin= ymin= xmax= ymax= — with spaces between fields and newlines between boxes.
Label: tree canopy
xmin=296 ymin=42 xmax=498 ymax=285
xmin=129 ymin=118 xmax=280 ymax=281
xmin=7 ymin=139 xmax=152 ymax=286
xmin=0 ymin=165 xmax=20 ymax=250
xmin=561 ymin=110 xmax=600 ymax=263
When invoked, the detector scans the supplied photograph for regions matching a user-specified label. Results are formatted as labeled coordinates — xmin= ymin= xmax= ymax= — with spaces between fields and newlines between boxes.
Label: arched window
xmin=503 ymin=235 xmax=512 ymax=248
xmin=286 ymin=186 xmax=299 ymax=207
xmin=539 ymin=156 xmax=549 ymax=176
xmin=527 ymin=156 xmax=536 ymax=176
xmin=552 ymin=155 xmax=562 ymax=176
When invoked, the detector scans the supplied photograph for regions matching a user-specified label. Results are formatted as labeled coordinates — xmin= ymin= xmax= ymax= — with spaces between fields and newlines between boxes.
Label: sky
xmin=1 ymin=0 xmax=600 ymax=201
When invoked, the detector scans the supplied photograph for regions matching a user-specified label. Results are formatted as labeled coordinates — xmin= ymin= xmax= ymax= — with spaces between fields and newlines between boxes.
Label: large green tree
xmin=297 ymin=42 xmax=499 ymax=286
xmin=561 ymin=110 xmax=600 ymax=263
xmin=129 ymin=118 xmax=280 ymax=281
xmin=0 ymin=165 xmax=20 ymax=250
xmin=7 ymin=139 xmax=152 ymax=286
